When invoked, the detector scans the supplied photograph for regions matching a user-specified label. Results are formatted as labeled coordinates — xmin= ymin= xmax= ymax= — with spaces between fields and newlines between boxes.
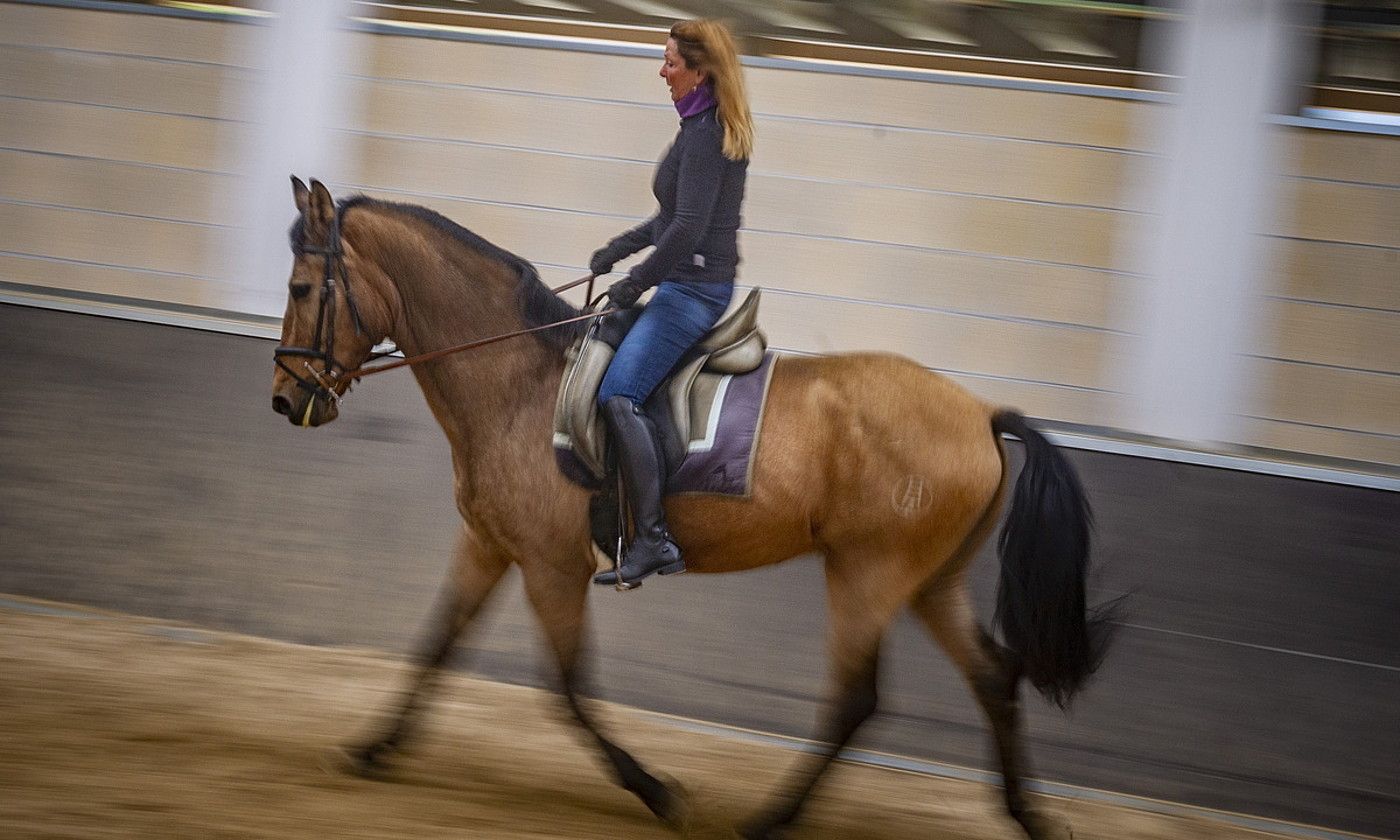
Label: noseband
xmin=273 ymin=207 xmax=370 ymax=408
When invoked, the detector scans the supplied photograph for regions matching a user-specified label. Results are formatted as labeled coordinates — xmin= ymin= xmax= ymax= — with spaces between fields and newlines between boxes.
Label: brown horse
xmin=272 ymin=177 xmax=1109 ymax=840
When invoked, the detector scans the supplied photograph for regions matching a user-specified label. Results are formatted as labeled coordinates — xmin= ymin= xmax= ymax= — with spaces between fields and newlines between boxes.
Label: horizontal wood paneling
xmin=25 ymin=4 xmax=1399 ymax=467
xmin=340 ymin=186 xmax=619 ymax=270
xmin=1237 ymin=417 xmax=1400 ymax=468
xmin=1259 ymin=299 xmax=1400 ymax=373
xmin=347 ymin=28 xmax=1136 ymax=420
xmin=347 ymin=183 xmax=1125 ymax=331
xmin=0 ymin=98 xmax=228 ymax=172
xmin=303 ymin=186 xmax=1116 ymax=397
xmin=1294 ymin=129 xmax=1400 ymax=188
xmin=756 ymin=290 xmax=1116 ymax=390
xmin=356 ymin=32 xmax=1148 ymax=150
xmin=743 ymin=174 xmax=1122 ymax=269
xmin=0 ymin=203 xmax=224 ymax=279
xmin=0 ymin=150 xmax=232 ymax=226
xmin=356 ymin=137 xmax=1126 ymax=270
xmin=535 ymin=266 xmax=1121 ymax=426
xmin=0 ymin=3 xmax=242 ymax=66
xmin=349 ymin=77 xmax=1142 ymax=210
xmin=0 ymin=253 xmax=229 ymax=311
xmin=1253 ymin=360 xmax=1400 ymax=438
xmin=1251 ymin=124 xmax=1399 ymax=467
xmin=354 ymin=135 xmax=654 ymax=216
xmin=734 ymin=232 xmax=1125 ymax=330
xmin=0 ymin=6 xmax=244 ymax=318
xmin=747 ymin=65 xmax=1147 ymax=150
xmin=0 ymin=44 xmax=239 ymax=119
xmin=520 ymin=236 xmax=1120 ymax=334
xmin=361 ymin=33 xmax=666 ymax=106
xmin=753 ymin=118 xmax=1141 ymax=210
xmin=352 ymin=78 xmax=676 ymax=162
xmin=939 ymin=371 xmax=1124 ymax=428
xmin=1280 ymin=179 xmax=1400 ymax=249
xmin=1271 ymin=238 xmax=1400 ymax=312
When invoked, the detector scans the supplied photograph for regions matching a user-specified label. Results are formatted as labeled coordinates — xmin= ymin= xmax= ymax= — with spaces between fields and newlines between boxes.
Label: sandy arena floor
xmin=0 ymin=599 xmax=1315 ymax=840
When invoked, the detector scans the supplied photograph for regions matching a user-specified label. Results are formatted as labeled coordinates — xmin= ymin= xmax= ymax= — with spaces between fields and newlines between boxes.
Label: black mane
xmin=291 ymin=195 xmax=584 ymax=351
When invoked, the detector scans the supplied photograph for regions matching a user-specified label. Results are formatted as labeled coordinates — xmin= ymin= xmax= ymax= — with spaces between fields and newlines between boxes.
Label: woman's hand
xmin=589 ymin=247 xmax=618 ymax=277
xmin=606 ymin=276 xmax=645 ymax=308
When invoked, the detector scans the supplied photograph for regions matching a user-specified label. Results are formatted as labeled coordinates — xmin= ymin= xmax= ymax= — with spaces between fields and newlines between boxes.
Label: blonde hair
xmin=670 ymin=19 xmax=753 ymax=161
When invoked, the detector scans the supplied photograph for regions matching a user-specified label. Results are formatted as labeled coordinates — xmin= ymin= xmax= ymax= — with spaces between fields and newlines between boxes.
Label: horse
xmin=271 ymin=177 xmax=1110 ymax=840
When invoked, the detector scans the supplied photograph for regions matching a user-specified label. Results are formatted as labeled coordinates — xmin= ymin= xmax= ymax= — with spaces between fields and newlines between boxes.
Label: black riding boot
xmin=593 ymin=395 xmax=685 ymax=587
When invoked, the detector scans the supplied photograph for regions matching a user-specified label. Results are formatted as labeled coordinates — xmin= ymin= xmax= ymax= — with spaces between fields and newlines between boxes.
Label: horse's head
xmin=272 ymin=177 xmax=383 ymax=427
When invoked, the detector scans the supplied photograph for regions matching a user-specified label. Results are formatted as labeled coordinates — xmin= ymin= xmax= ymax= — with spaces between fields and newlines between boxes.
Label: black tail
xmin=991 ymin=410 xmax=1112 ymax=707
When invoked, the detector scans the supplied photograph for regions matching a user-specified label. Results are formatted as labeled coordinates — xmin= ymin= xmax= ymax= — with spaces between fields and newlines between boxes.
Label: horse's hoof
xmin=641 ymin=774 xmax=689 ymax=828
xmin=1017 ymin=809 xmax=1073 ymax=840
xmin=324 ymin=743 xmax=393 ymax=779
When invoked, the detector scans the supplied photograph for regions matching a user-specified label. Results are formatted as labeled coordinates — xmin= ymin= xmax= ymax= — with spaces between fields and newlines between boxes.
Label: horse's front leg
xmin=519 ymin=555 xmax=684 ymax=825
xmin=344 ymin=526 xmax=510 ymax=776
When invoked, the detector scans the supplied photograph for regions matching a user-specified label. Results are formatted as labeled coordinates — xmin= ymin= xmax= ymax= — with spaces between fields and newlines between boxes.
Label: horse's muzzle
xmin=272 ymin=391 xmax=337 ymax=427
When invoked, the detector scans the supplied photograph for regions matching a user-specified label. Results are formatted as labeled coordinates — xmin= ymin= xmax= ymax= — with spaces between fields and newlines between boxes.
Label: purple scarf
xmin=675 ymin=82 xmax=717 ymax=118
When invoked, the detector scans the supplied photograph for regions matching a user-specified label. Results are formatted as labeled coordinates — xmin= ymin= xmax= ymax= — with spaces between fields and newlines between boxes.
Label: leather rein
xmin=273 ymin=205 xmax=613 ymax=407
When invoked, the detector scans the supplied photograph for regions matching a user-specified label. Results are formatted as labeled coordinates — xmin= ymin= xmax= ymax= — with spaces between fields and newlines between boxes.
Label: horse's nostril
xmin=272 ymin=395 xmax=292 ymax=416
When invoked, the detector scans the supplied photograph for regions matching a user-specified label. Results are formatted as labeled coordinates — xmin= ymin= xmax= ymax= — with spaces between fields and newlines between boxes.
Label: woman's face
xmin=660 ymin=38 xmax=705 ymax=102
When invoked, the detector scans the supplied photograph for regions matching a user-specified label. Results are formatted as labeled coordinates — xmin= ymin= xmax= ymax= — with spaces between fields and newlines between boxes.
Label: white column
xmin=1116 ymin=0 xmax=1314 ymax=448
xmin=218 ymin=0 xmax=360 ymax=318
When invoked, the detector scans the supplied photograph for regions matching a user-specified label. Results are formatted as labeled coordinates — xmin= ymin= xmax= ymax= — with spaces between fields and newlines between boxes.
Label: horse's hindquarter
xmin=670 ymin=353 xmax=1004 ymax=575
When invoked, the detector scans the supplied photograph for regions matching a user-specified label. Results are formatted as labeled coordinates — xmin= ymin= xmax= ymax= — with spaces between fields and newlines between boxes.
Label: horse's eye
xmin=290 ymin=283 xmax=313 ymax=300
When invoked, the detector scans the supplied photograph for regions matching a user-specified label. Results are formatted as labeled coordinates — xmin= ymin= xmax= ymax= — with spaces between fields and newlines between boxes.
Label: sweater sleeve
xmin=629 ymin=122 xmax=726 ymax=288
xmin=602 ymin=216 xmax=656 ymax=261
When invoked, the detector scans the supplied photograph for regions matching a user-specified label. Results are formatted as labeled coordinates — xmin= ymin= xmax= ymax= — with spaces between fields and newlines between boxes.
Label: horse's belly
xmin=666 ymin=493 xmax=817 ymax=573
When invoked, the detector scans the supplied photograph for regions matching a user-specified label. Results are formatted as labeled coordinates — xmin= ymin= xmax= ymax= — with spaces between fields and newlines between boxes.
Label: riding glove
xmin=590 ymin=246 xmax=621 ymax=277
xmin=607 ymin=275 xmax=646 ymax=309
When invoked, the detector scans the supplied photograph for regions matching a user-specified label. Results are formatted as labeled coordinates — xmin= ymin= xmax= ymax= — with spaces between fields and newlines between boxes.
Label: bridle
xmin=274 ymin=205 xmax=613 ymax=413
xmin=273 ymin=206 xmax=383 ymax=410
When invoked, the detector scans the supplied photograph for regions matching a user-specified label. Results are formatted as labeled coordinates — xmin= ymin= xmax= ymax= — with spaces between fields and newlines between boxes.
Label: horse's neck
xmin=360 ymin=213 xmax=564 ymax=455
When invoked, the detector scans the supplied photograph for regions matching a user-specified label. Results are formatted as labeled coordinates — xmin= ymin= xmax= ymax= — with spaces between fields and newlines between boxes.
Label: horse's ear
xmin=291 ymin=175 xmax=310 ymax=215
xmin=305 ymin=178 xmax=335 ymax=237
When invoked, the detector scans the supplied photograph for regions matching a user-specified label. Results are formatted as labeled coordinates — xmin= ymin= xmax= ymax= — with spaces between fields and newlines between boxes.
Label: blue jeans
xmin=599 ymin=280 xmax=734 ymax=407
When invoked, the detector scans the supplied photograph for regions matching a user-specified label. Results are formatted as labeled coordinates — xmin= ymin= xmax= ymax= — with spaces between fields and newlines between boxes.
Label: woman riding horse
xmin=588 ymin=18 xmax=755 ymax=588
xmin=271 ymin=23 xmax=1112 ymax=836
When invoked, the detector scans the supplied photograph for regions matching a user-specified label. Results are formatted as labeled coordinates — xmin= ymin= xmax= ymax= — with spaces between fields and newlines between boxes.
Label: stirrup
xmin=594 ymin=537 xmax=685 ymax=591
xmin=613 ymin=531 xmax=639 ymax=592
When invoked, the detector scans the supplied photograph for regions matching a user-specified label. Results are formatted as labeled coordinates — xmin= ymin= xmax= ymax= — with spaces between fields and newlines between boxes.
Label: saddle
xmin=552 ymin=287 xmax=767 ymax=489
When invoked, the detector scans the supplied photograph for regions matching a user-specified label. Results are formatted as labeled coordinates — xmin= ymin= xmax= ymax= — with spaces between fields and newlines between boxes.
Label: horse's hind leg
xmin=741 ymin=556 xmax=906 ymax=840
xmin=519 ymin=558 xmax=682 ymax=825
xmin=345 ymin=528 xmax=510 ymax=775
xmin=912 ymin=578 xmax=1070 ymax=840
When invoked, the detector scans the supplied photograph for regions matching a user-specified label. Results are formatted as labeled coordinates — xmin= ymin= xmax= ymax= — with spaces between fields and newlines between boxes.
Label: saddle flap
xmin=552 ymin=309 xmax=614 ymax=480
xmin=696 ymin=287 xmax=761 ymax=354
xmin=666 ymin=354 xmax=709 ymax=447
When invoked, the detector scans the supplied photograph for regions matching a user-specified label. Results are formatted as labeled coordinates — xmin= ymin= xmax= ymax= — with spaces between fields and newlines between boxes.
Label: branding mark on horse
xmin=892 ymin=476 xmax=933 ymax=518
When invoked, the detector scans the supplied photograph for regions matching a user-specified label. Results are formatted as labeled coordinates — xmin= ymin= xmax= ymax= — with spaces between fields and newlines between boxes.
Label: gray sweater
xmin=602 ymin=106 xmax=749 ymax=287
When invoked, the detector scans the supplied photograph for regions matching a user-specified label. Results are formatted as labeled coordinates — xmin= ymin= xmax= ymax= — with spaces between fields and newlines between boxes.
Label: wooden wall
xmin=350 ymin=32 xmax=1144 ymax=430
xmin=0 ymin=3 xmax=242 ymax=308
xmin=2 ymin=2 xmax=1395 ymax=468
xmin=1246 ymin=130 xmax=1400 ymax=465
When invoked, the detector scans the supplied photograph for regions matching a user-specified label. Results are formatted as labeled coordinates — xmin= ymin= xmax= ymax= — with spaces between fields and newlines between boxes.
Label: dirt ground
xmin=0 ymin=600 xmax=1312 ymax=840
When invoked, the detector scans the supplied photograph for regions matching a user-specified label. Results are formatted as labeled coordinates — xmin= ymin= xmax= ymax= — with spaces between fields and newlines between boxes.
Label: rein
xmin=344 ymin=303 xmax=608 ymax=380
xmin=276 ymin=209 xmax=614 ymax=401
